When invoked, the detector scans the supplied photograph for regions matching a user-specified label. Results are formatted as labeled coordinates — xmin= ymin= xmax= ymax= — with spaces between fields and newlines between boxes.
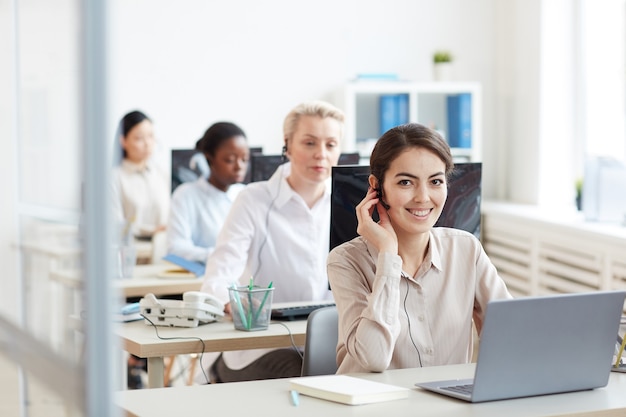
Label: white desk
xmin=19 ymin=236 xmax=152 ymax=264
xmin=50 ymin=263 xmax=203 ymax=299
xmin=115 ymin=264 xmax=202 ymax=298
xmin=116 ymin=318 xmax=307 ymax=388
xmin=50 ymin=263 xmax=202 ymax=358
xmin=115 ymin=363 xmax=626 ymax=417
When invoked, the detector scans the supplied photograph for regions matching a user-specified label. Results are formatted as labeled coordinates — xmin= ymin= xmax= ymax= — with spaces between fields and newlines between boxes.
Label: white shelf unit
xmin=335 ymin=81 xmax=482 ymax=162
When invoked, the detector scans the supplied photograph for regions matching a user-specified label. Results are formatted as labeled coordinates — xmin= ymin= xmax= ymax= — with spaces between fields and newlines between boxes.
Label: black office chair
xmin=301 ymin=306 xmax=339 ymax=376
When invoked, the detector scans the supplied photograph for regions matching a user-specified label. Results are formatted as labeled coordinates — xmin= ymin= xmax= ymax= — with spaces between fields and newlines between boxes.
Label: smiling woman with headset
xmin=327 ymin=123 xmax=511 ymax=374
xmin=200 ymin=100 xmax=344 ymax=382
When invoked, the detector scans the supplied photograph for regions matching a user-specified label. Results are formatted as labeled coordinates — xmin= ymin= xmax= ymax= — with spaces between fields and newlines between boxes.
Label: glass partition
xmin=0 ymin=1 xmax=117 ymax=415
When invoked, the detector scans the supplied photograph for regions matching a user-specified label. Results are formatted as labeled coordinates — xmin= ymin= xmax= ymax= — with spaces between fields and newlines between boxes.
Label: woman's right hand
xmin=223 ymin=302 xmax=232 ymax=315
xmin=355 ymin=188 xmax=398 ymax=255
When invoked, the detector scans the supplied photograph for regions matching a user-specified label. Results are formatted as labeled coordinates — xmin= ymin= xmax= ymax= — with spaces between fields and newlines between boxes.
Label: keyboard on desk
xmin=442 ymin=384 xmax=474 ymax=396
xmin=270 ymin=302 xmax=336 ymax=321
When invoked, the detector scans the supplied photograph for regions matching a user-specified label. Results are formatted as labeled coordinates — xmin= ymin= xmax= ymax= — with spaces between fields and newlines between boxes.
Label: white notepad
xmin=289 ymin=375 xmax=409 ymax=405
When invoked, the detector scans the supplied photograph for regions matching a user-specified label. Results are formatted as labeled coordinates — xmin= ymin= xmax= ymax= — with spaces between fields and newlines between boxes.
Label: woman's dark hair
xmin=121 ymin=110 xmax=150 ymax=137
xmin=115 ymin=110 xmax=151 ymax=162
xmin=370 ymin=123 xmax=454 ymax=186
xmin=200 ymin=122 xmax=247 ymax=163
xmin=195 ymin=137 xmax=204 ymax=151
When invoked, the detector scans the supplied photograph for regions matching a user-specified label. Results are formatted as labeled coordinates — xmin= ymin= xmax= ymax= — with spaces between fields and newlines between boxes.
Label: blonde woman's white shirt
xmin=201 ymin=162 xmax=333 ymax=370
xmin=167 ymin=178 xmax=245 ymax=262
xmin=111 ymin=159 xmax=170 ymax=237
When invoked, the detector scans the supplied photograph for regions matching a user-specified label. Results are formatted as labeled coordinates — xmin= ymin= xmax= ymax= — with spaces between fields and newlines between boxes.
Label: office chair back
xmin=301 ymin=306 xmax=339 ymax=376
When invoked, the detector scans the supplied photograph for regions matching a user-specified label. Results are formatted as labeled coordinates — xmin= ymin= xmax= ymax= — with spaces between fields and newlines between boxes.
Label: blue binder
xmin=396 ymin=94 xmax=409 ymax=126
xmin=379 ymin=94 xmax=409 ymax=136
xmin=446 ymin=93 xmax=472 ymax=148
xmin=162 ymin=254 xmax=206 ymax=276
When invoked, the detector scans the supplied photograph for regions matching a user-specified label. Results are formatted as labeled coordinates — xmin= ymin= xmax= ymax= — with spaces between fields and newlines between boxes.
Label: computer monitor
xmin=171 ymin=148 xmax=201 ymax=193
xmin=245 ymin=152 xmax=364 ymax=184
xmin=249 ymin=147 xmax=263 ymax=154
xmin=242 ymin=147 xmax=264 ymax=184
xmin=330 ymin=162 xmax=482 ymax=251
xmin=173 ymin=146 xmax=263 ymax=190
xmin=246 ymin=154 xmax=285 ymax=183
xmin=338 ymin=152 xmax=361 ymax=165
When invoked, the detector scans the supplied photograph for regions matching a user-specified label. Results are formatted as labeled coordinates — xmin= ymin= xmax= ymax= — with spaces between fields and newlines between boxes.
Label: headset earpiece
xmin=281 ymin=143 xmax=288 ymax=162
xmin=375 ymin=178 xmax=390 ymax=210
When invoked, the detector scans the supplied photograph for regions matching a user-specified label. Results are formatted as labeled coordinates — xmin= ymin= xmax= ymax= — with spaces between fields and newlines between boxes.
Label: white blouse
xmin=111 ymin=159 xmax=170 ymax=238
xmin=167 ymin=178 xmax=244 ymax=262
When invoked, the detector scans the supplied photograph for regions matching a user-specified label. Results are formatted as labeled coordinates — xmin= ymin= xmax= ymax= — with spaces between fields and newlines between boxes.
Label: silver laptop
xmin=416 ymin=290 xmax=626 ymax=403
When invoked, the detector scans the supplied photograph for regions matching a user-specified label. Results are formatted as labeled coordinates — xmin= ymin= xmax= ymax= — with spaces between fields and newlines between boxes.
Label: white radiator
xmin=482 ymin=202 xmax=626 ymax=306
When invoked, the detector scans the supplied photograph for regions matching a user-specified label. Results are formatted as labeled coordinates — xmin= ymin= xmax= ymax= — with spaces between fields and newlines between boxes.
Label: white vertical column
xmin=81 ymin=0 xmax=118 ymax=416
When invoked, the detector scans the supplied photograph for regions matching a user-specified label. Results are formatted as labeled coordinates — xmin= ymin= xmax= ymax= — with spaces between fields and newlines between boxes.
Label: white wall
xmin=493 ymin=0 xmax=541 ymax=203
xmin=538 ymin=0 xmax=577 ymax=206
xmin=108 ymin=0 xmax=500 ymax=195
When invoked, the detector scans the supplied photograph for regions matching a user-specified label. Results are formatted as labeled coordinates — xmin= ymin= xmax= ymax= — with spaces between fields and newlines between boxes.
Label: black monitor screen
xmin=247 ymin=154 xmax=285 ymax=183
xmin=171 ymin=149 xmax=201 ymax=193
xmin=438 ymin=162 xmax=482 ymax=238
xmin=249 ymin=147 xmax=263 ymax=154
xmin=246 ymin=152 xmax=365 ymax=184
xmin=330 ymin=162 xmax=482 ymax=251
xmin=242 ymin=147 xmax=264 ymax=184
xmin=338 ymin=152 xmax=361 ymax=165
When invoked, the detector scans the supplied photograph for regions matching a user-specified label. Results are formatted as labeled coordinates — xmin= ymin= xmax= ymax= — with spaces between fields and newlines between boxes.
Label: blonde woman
xmin=201 ymin=100 xmax=344 ymax=382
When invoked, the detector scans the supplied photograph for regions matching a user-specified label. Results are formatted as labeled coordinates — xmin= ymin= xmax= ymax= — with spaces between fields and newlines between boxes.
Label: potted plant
xmin=575 ymin=178 xmax=583 ymax=211
xmin=433 ymin=50 xmax=453 ymax=81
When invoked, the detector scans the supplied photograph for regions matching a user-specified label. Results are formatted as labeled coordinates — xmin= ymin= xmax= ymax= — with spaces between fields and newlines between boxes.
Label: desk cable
xmin=272 ymin=321 xmax=304 ymax=360
xmin=141 ymin=314 xmax=210 ymax=385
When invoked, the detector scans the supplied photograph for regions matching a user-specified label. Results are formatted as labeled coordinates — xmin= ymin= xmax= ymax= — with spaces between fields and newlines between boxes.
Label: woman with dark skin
xmin=167 ymin=122 xmax=250 ymax=262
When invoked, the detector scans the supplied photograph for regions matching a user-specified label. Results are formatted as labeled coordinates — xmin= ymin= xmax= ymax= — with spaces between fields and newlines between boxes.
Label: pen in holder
xmin=228 ymin=284 xmax=274 ymax=331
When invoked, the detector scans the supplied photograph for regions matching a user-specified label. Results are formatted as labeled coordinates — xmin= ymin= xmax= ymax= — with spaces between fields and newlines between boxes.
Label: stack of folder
xmin=446 ymin=93 xmax=472 ymax=148
xmin=379 ymin=94 xmax=409 ymax=135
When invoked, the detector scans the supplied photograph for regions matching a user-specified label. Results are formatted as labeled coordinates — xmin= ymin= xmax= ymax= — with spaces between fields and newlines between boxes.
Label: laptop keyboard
xmin=442 ymin=384 xmax=474 ymax=395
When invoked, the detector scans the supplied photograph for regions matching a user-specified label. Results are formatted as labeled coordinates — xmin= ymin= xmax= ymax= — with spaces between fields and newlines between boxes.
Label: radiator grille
xmin=482 ymin=205 xmax=626 ymax=315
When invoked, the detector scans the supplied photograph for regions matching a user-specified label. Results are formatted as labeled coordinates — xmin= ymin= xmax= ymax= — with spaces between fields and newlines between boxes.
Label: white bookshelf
xmin=335 ymin=81 xmax=482 ymax=162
